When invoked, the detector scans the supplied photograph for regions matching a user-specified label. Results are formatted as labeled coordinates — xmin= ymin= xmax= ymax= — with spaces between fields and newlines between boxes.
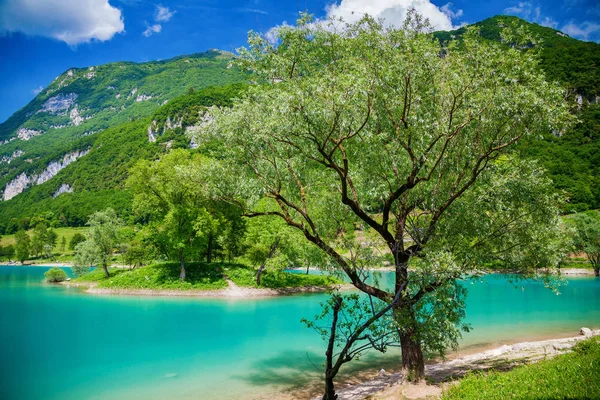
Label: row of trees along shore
xmin=7 ymin=12 xmax=600 ymax=400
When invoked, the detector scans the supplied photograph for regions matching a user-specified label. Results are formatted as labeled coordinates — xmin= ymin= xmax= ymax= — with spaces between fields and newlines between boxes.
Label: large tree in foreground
xmin=200 ymin=13 xmax=571 ymax=380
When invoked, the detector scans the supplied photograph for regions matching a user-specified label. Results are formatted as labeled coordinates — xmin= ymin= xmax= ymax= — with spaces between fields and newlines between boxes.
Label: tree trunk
xmin=306 ymin=264 xmax=310 ymax=275
xmin=207 ymin=234 xmax=213 ymax=264
xmin=102 ymin=262 xmax=109 ymax=278
xmin=179 ymin=249 xmax=186 ymax=280
xmin=322 ymin=375 xmax=337 ymax=400
xmin=594 ymin=266 xmax=599 ymax=277
xmin=399 ymin=329 xmax=425 ymax=382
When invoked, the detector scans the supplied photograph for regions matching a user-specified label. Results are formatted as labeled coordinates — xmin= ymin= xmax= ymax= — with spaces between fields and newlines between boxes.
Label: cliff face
xmin=2 ymin=149 xmax=89 ymax=201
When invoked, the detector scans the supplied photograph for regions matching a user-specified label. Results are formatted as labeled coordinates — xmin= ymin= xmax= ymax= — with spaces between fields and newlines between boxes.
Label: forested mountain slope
xmin=437 ymin=16 xmax=600 ymax=212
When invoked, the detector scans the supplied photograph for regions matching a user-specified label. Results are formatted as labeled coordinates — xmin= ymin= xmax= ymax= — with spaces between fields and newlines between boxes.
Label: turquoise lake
xmin=1 ymin=266 xmax=599 ymax=400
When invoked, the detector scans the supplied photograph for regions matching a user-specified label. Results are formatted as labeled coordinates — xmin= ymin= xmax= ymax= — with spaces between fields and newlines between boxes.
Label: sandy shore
xmin=328 ymin=328 xmax=600 ymax=400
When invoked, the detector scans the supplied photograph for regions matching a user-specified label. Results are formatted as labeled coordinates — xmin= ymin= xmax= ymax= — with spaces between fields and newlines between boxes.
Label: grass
xmin=74 ymin=262 xmax=342 ymax=291
xmin=442 ymin=337 xmax=600 ymax=399
xmin=224 ymin=265 xmax=342 ymax=289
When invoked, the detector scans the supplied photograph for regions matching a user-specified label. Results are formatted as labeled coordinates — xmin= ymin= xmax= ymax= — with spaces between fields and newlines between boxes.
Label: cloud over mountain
xmin=0 ymin=0 xmax=124 ymax=45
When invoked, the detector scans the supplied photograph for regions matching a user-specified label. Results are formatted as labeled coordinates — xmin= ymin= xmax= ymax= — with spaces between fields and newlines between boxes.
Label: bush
xmin=44 ymin=267 xmax=67 ymax=283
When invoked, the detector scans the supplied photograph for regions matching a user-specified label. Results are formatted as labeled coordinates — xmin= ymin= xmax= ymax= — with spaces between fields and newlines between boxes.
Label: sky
xmin=0 ymin=0 xmax=598 ymax=123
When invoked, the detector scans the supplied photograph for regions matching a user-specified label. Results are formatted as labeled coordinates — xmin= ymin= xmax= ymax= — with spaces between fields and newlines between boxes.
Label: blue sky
xmin=0 ymin=0 xmax=598 ymax=123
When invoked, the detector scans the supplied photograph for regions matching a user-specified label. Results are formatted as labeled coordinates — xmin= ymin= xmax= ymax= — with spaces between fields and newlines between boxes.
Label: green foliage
xmin=569 ymin=211 xmax=600 ymax=275
xmin=0 ymin=244 xmax=15 ymax=260
xmin=443 ymin=337 xmax=600 ymax=399
xmin=225 ymin=266 xmax=341 ymax=289
xmin=69 ymin=233 xmax=86 ymax=250
xmin=44 ymin=267 xmax=67 ymax=283
xmin=14 ymin=230 xmax=30 ymax=263
xmin=434 ymin=15 xmax=600 ymax=99
xmin=85 ymin=262 xmax=228 ymax=290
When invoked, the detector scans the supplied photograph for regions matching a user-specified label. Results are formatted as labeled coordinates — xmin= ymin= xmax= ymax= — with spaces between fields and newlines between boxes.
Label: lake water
xmin=1 ymin=266 xmax=599 ymax=400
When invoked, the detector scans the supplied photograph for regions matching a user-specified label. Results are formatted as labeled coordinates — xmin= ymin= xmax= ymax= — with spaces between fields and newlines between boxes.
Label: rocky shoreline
xmin=328 ymin=328 xmax=600 ymax=400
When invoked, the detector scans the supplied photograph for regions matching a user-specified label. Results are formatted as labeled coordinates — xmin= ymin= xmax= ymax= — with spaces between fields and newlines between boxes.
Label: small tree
xmin=69 ymin=233 xmax=86 ymax=251
xmin=4 ymin=245 xmax=15 ymax=261
xmin=86 ymin=208 xmax=124 ymax=278
xmin=59 ymin=236 xmax=67 ymax=253
xmin=14 ymin=230 xmax=30 ymax=264
xmin=571 ymin=211 xmax=600 ymax=277
xmin=73 ymin=239 xmax=101 ymax=277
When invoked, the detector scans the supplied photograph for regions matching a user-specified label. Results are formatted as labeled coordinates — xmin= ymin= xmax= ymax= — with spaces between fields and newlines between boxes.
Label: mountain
xmin=0 ymin=50 xmax=247 ymax=231
xmin=435 ymin=16 xmax=600 ymax=213
xmin=0 ymin=16 xmax=598 ymax=233
xmin=434 ymin=15 xmax=600 ymax=101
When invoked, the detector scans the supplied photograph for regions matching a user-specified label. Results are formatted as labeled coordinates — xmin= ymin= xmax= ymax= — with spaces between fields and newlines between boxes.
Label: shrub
xmin=44 ymin=267 xmax=67 ymax=283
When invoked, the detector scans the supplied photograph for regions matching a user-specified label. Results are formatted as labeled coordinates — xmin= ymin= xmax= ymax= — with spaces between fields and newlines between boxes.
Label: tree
xmin=59 ymin=236 xmax=67 ymax=253
xmin=72 ymin=239 xmax=101 ymax=277
xmin=3 ymin=245 xmax=15 ymax=261
xmin=201 ymin=13 xmax=571 ymax=380
xmin=69 ymin=233 xmax=86 ymax=250
xmin=86 ymin=208 xmax=124 ymax=278
xmin=14 ymin=230 xmax=30 ymax=264
xmin=128 ymin=149 xmax=234 ymax=279
xmin=304 ymin=291 xmax=401 ymax=400
xmin=571 ymin=211 xmax=600 ymax=277
xmin=31 ymin=223 xmax=47 ymax=258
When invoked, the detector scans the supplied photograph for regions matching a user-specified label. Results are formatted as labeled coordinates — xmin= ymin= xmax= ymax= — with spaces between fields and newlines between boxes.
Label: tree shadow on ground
xmin=233 ymin=348 xmax=403 ymax=399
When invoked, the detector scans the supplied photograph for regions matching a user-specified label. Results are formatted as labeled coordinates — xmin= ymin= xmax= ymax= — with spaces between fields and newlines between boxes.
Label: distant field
xmin=1 ymin=227 xmax=87 ymax=255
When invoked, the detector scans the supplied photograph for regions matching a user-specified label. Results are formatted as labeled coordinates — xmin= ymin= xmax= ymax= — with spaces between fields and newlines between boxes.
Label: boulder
xmin=580 ymin=327 xmax=593 ymax=337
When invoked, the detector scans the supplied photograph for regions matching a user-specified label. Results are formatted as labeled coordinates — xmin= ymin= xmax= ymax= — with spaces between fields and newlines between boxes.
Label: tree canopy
xmin=200 ymin=12 xmax=571 ymax=384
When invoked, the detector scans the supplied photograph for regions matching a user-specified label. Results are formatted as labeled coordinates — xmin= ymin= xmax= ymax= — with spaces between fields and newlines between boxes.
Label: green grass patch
xmin=224 ymin=266 xmax=342 ymax=289
xmin=443 ymin=337 xmax=600 ymax=400
xmin=74 ymin=262 xmax=342 ymax=291
xmin=84 ymin=262 xmax=228 ymax=290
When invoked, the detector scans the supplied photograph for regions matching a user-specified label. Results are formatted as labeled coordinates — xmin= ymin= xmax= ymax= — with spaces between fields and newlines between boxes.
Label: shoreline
xmin=65 ymin=279 xmax=356 ymax=299
xmin=328 ymin=328 xmax=600 ymax=400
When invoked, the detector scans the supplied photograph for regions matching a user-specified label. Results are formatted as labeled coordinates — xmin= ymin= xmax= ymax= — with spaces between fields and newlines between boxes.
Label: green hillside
xmin=436 ymin=16 xmax=600 ymax=212
xmin=0 ymin=50 xmax=245 ymax=204
xmin=0 ymin=83 xmax=247 ymax=232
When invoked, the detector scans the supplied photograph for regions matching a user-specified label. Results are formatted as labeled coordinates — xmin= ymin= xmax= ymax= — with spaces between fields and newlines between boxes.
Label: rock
xmin=2 ymin=172 xmax=32 ymax=200
xmin=38 ymin=93 xmax=77 ymax=114
xmin=53 ymin=184 xmax=73 ymax=198
xmin=70 ymin=107 xmax=84 ymax=126
xmin=17 ymin=128 xmax=42 ymax=140
xmin=379 ymin=369 xmax=388 ymax=377
xmin=580 ymin=327 xmax=593 ymax=337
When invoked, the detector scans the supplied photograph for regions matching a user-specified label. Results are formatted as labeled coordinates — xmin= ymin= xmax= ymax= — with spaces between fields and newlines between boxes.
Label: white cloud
xmin=0 ymin=0 xmax=124 ymax=46
xmin=561 ymin=21 xmax=600 ymax=41
xmin=324 ymin=0 xmax=457 ymax=30
xmin=441 ymin=3 xmax=463 ymax=20
xmin=142 ymin=5 xmax=175 ymax=37
xmin=143 ymin=24 xmax=162 ymax=37
xmin=155 ymin=5 xmax=174 ymax=22
xmin=33 ymin=86 xmax=43 ymax=95
xmin=540 ymin=17 xmax=558 ymax=29
xmin=504 ymin=2 xmax=533 ymax=18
